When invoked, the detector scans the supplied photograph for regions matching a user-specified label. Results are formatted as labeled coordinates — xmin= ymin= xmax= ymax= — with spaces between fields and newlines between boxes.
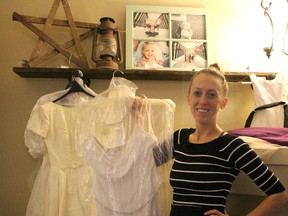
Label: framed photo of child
xmin=133 ymin=40 xmax=170 ymax=69
xmin=126 ymin=5 xmax=212 ymax=72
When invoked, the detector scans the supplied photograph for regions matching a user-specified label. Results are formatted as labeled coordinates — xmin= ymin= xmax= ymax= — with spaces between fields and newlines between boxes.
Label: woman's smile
xmin=196 ymin=107 xmax=209 ymax=113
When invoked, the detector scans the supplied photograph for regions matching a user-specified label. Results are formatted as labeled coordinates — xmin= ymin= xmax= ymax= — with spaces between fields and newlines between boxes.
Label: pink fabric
xmin=228 ymin=127 xmax=288 ymax=146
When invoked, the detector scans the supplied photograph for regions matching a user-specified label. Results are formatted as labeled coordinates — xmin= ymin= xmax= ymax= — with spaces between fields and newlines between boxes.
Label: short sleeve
xmin=26 ymin=105 xmax=49 ymax=138
xmin=148 ymin=98 xmax=176 ymax=143
xmin=25 ymin=105 xmax=49 ymax=158
xmin=24 ymin=129 xmax=47 ymax=158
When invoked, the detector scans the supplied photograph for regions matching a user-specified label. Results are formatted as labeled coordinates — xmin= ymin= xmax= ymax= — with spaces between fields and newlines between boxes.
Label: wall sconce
xmin=92 ymin=17 xmax=123 ymax=69
xmin=261 ymin=0 xmax=274 ymax=58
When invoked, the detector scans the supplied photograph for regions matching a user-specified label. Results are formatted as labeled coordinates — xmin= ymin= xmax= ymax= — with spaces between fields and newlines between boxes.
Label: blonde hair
xmin=141 ymin=41 xmax=156 ymax=51
xmin=188 ymin=63 xmax=229 ymax=97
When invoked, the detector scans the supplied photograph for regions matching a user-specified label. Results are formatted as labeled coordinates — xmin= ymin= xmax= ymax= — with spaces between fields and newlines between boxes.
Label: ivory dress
xmin=25 ymin=93 xmax=97 ymax=216
xmin=82 ymin=77 xmax=175 ymax=215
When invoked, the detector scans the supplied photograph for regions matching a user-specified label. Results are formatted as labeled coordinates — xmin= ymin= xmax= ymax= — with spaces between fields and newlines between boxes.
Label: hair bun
xmin=208 ymin=63 xmax=225 ymax=75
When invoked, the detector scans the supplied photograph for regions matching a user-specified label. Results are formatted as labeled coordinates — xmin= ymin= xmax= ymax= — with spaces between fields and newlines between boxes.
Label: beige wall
xmin=0 ymin=0 xmax=275 ymax=215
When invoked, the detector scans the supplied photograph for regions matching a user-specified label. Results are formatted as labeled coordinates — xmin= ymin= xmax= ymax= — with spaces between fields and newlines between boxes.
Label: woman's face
xmin=187 ymin=73 xmax=228 ymax=126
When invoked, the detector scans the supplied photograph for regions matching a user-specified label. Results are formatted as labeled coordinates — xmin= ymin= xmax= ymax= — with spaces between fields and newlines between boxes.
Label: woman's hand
xmin=204 ymin=209 xmax=229 ymax=216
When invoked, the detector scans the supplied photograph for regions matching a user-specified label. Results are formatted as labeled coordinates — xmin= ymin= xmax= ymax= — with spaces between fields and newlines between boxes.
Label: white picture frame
xmin=126 ymin=5 xmax=212 ymax=72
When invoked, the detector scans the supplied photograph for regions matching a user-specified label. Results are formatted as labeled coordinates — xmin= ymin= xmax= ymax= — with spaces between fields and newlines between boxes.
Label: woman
xmin=169 ymin=66 xmax=288 ymax=215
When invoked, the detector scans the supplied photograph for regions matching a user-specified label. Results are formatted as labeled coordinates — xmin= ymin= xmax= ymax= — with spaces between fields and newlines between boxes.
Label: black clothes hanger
xmin=53 ymin=70 xmax=96 ymax=103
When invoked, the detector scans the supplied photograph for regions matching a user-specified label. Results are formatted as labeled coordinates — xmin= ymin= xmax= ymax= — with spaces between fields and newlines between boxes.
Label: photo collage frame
xmin=126 ymin=5 xmax=212 ymax=72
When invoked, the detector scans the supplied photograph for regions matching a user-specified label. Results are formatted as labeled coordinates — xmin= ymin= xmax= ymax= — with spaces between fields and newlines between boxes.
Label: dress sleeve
xmin=147 ymin=99 xmax=175 ymax=166
xmin=229 ymin=136 xmax=286 ymax=195
xmin=25 ymin=105 xmax=49 ymax=158
xmin=153 ymin=129 xmax=190 ymax=166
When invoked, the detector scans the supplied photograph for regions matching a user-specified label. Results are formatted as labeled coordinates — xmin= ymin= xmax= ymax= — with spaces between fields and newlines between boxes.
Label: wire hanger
xmin=112 ymin=70 xmax=125 ymax=85
xmin=53 ymin=70 xmax=96 ymax=103
xmin=112 ymin=70 xmax=124 ymax=78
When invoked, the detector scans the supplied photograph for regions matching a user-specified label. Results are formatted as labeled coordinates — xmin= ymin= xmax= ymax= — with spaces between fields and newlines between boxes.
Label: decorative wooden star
xmin=12 ymin=0 xmax=99 ymax=69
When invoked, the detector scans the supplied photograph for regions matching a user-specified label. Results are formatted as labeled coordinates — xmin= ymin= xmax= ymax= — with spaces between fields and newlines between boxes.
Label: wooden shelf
xmin=13 ymin=67 xmax=277 ymax=82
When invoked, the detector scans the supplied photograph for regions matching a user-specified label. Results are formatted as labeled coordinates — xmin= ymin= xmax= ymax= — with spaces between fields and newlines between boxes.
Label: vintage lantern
xmin=92 ymin=17 xmax=123 ymax=69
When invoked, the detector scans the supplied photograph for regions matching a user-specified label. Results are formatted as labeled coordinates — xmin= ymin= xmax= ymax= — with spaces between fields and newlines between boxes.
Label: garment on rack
xmin=247 ymin=73 xmax=288 ymax=128
xmin=81 ymin=77 xmax=175 ymax=216
xmin=25 ymin=90 xmax=67 ymax=158
xmin=25 ymin=76 xmax=96 ymax=158
xmin=250 ymin=73 xmax=288 ymax=106
xmin=84 ymin=123 xmax=161 ymax=215
xmin=25 ymin=91 xmax=97 ymax=216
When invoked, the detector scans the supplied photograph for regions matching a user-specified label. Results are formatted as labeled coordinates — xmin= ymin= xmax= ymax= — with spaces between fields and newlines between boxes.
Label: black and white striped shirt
xmin=169 ymin=128 xmax=285 ymax=216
